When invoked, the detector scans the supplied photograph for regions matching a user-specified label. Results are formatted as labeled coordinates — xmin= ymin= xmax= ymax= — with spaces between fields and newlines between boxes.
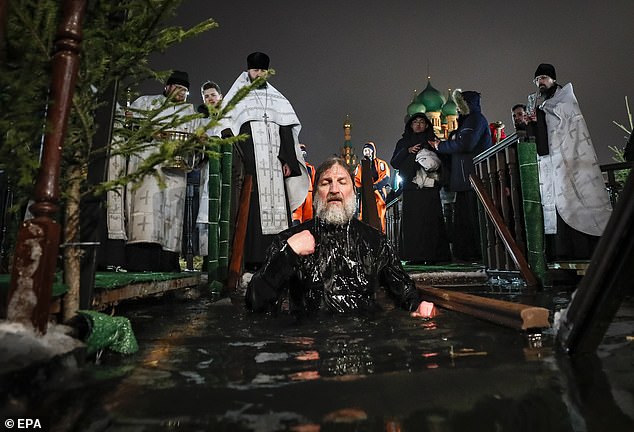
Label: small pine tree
xmin=0 ymin=0 xmax=260 ymax=316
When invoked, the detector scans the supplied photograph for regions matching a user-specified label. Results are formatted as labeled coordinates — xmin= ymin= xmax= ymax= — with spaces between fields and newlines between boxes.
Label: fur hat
xmin=452 ymin=89 xmax=470 ymax=115
xmin=166 ymin=70 xmax=190 ymax=89
xmin=247 ymin=52 xmax=270 ymax=70
xmin=534 ymin=63 xmax=556 ymax=80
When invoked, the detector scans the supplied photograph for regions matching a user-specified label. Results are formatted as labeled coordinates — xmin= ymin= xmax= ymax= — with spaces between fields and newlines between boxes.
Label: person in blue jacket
xmin=429 ymin=90 xmax=492 ymax=262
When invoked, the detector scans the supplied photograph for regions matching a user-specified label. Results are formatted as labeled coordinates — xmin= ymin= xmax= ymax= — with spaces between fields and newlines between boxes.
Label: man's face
xmin=314 ymin=163 xmax=356 ymax=225
xmin=203 ymin=88 xmax=222 ymax=107
xmin=166 ymin=84 xmax=188 ymax=102
xmin=534 ymin=75 xmax=555 ymax=92
xmin=512 ymin=107 xmax=527 ymax=126
xmin=411 ymin=117 xmax=428 ymax=133
xmin=362 ymin=147 xmax=374 ymax=159
xmin=248 ymin=68 xmax=268 ymax=81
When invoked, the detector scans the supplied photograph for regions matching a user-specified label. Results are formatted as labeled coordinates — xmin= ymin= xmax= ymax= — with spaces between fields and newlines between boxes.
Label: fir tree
xmin=0 ymin=0 xmax=260 ymax=318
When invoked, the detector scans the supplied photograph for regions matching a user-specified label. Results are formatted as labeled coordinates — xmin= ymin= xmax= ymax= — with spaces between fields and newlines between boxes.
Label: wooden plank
xmin=548 ymin=261 xmax=589 ymax=276
xmin=91 ymin=275 xmax=200 ymax=309
xmin=417 ymin=284 xmax=550 ymax=330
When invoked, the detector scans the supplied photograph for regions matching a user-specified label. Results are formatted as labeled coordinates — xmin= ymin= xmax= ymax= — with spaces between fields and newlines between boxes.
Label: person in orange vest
xmin=354 ymin=141 xmax=391 ymax=232
xmin=292 ymin=144 xmax=316 ymax=225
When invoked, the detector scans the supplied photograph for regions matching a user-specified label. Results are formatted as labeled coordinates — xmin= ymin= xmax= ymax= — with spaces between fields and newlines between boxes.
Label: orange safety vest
xmin=354 ymin=157 xmax=391 ymax=233
xmin=292 ymin=162 xmax=315 ymax=224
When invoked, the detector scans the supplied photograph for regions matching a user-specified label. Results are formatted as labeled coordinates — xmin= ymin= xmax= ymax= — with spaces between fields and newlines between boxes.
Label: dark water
xmin=13 ymin=287 xmax=634 ymax=431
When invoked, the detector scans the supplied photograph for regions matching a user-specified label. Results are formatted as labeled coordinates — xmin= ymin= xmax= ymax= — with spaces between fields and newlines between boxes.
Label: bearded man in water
xmin=246 ymin=157 xmax=434 ymax=318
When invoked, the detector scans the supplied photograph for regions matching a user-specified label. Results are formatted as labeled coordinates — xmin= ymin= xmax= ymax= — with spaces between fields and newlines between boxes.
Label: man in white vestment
xmin=219 ymin=52 xmax=309 ymax=269
xmin=528 ymin=63 xmax=612 ymax=261
xmin=107 ymin=70 xmax=199 ymax=271
xmin=195 ymin=80 xmax=223 ymax=257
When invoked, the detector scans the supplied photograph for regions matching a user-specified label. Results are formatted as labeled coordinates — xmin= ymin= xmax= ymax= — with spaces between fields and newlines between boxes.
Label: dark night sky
xmin=151 ymin=0 xmax=633 ymax=166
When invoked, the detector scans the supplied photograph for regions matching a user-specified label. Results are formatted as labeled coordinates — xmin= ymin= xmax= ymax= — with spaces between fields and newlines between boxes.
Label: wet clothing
xmin=354 ymin=142 xmax=391 ymax=232
xmin=246 ymin=217 xmax=422 ymax=315
xmin=391 ymin=114 xmax=450 ymax=263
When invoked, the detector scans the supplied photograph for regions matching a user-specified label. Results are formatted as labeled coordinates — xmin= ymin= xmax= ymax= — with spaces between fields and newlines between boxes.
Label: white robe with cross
xmin=537 ymin=83 xmax=612 ymax=236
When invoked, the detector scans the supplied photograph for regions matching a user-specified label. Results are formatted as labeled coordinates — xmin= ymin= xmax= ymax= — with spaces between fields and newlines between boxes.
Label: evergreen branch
xmin=612 ymin=121 xmax=632 ymax=135
xmin=131 ymin=0 xmax=176 ymax=45
xmin=626 ymin=96 xmax=632 ymax=130
xmin=9 ymin=1 xmax=55 ymax=57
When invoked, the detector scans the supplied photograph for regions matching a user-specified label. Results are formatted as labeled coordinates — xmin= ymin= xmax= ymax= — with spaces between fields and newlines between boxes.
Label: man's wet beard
xmin=314 ymin=193 xmax=356 ymax=225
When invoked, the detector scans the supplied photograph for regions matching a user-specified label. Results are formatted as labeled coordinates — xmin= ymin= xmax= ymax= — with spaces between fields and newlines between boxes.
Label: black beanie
xmin=534 ymin=63 xmax=556 ymax=80
xmin=247 ymin=52 xmax=270 ymax=70
xmin=166 ymin=70 xmax=190 ymax=89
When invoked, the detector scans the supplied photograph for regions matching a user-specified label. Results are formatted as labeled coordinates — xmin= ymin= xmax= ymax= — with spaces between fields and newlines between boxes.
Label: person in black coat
xmin=429 ymin=90 xmax=492 ymax=262
xmin=390 ymin=113 xmax=450 ymax=264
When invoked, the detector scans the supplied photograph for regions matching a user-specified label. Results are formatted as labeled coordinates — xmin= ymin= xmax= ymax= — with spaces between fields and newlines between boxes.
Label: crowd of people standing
xmin=105 ymin=56 xmax=612 ymax=278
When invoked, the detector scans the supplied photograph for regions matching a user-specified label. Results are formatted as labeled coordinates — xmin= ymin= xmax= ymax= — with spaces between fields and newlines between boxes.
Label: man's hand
xmin=282 ymin=163 xmax=291 ymax=177
xmin=410 ymin=301 xmax=436 ymax=318
xmin=286 ymin=230 xmax=315 ymax=256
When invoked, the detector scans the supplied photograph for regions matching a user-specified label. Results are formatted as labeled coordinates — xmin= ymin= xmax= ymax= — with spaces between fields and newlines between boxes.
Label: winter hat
xmin=362 ymin=142 xmax=376 ymax=157
xmin=247 ymin=52 xmax=270 ymax=70
xmin=534 ymin=63 xmax=556 ymax=80
xmin=166 ymin=70 xmax=190 ymax=89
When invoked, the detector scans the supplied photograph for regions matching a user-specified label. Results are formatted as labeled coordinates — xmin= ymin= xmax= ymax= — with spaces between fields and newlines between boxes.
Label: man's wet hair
xmin=512 ymin=103 xmax=526 ymax=112
xmin=313 ymin=157 xmax=353 ymax=191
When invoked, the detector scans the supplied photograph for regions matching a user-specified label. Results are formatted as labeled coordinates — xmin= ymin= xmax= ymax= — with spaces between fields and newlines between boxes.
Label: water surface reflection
xmin=23 ymin=289 xmax=634 ymax=431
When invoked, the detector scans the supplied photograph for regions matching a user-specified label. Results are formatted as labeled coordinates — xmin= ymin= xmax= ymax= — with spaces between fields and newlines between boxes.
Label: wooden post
xmin=470 ymin=174 xmax=539 ymax=288
xmin=7 ymin=0 xmax=86 ymax=333
xmin=207 ymin=143 xmax=221 ymax=281
xmin=417 ymin=284 xmax=550 ymax=330
xmin=226 ymin=174 xmax=252 ymax=291
xmin=218 ymin=141 xmax=232 ymax=279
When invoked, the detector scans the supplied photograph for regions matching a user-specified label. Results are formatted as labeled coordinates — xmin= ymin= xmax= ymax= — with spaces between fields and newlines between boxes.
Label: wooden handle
xmin=417 ymin=285 xmax=550 ymax=330
xmin=226 ymin=174 xmax=253 ymax=290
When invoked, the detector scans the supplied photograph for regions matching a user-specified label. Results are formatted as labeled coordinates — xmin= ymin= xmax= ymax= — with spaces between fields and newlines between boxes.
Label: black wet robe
xmin=245 ymin=217 xmax=422 ymax=314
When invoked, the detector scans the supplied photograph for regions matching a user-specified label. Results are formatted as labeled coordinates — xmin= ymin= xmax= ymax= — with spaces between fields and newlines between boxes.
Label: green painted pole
xmin=517 ymin=138 xmax=547 ymax=285
xmin=218 ymin=142 xmax=232 ymax=279
xmin=207 ymin=144 xmax=221 ymax=286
